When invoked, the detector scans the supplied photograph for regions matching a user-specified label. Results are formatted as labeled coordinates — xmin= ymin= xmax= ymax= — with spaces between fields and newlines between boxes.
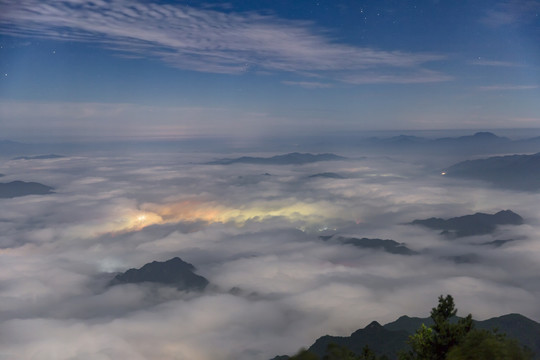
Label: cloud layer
xmin=0 ymin=0 xmax=448 ymax=83
xmin=1 ymin=146 xmax=539 ymax=359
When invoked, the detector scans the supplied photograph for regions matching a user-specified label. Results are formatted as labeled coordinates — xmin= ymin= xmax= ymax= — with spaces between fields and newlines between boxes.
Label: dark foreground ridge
xmin=273 ymin=313 xmax=540 ymax=360
xmin=0 ymin=180 xmax=55 ymax=198
xmin=322 ymin=236 xmax=417 ymax=255
xmin=411 ymin=210 xmax=523 ymax=237
xmin=443 ymin=152 xmax=540 ymax=190
xmin=110 ymin=257 xmax=209 ymax=291
xmin=206 ymin=152 xmax=346 ymax=165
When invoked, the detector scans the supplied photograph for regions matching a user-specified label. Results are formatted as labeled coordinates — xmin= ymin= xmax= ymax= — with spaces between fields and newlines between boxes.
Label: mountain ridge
xmin=411 ymin=210 xmax=523 ymax=237
xmin=206 ymin=152 xmax=346 ymax=165
xmin=443 ymin=153 xmax=540 ymax=190
xmin=274 ymin=313 xmax=540 ymax=359
xmin=321 ymin=235 xmax=417 ymax=255
xmin=0 ymin=180 xmax=55 ymax=198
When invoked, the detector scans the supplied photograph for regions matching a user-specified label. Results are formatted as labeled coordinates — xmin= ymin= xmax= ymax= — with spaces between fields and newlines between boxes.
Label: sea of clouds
xmin=0 ymin=148 xmax=539 ymax=359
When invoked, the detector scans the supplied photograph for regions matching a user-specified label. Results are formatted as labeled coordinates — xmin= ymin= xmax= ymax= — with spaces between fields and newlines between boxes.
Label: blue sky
xmin=0 ymin=0 xmax=539 ymax=140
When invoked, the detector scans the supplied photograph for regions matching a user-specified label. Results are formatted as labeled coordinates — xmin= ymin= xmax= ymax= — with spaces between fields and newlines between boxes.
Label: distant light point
xmin=441 ymin=172 xmax=446 ymax=175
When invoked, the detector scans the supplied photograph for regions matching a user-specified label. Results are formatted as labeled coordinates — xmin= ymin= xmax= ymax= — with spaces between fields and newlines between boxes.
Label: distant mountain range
xmin=206 ymin=152 xmax=346 ymax=165
xmin=443 ymin=152 xmax=540 ymax=190
xmin=411 ymin=210 xmax=523 ymax=238
xmin=109 ymin=257 xmax=209 ymax=291
xmin=321 ymin=236 xmax=416 ymax=255
xmin=360 ymin=132 xmax=540 ymax=155
xmin=0 ymin=180 xmax=55 ymax=198
xmin=3 ymin=132 xmax=540 ymax=158
xmin=274 ymin=313 xmax=540 ymax=359
xmin=12 ymin=154 xmax=65 ymax=160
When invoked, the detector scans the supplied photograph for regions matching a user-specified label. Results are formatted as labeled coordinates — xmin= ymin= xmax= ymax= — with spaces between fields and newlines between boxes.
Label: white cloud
xmin=471 ymin=59 xmax=526 ymax=67
xmin=477 ymin=84 xmax=539 ymax=91
xmin=1 ymin=148 xmax=540 ymax=359
xmin=340 ymin=69 xmax=453 ymax=84
xmin=0 ymin=0 xmax=448 ymax=84
xmin=282 ymin=81 xmax=334 ymax=89
xmin=480 ymin=0 xmax=540 ymax=27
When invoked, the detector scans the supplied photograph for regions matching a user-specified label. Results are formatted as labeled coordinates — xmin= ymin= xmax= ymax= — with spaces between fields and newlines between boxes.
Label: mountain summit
xmin=411 ymin=210 xmax=523 ymax=237
xmin=110 ymin=257 xmax=209 ymax=291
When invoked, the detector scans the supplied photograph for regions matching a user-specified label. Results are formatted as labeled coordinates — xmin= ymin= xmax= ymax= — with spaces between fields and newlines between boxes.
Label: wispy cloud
xmin=477 ymin=84 xmax=539 ymax=91
xmin=339 ymin=69 xmax=453 ymax=85
xmin=0 ymin=0 xmax=448 ymax=84
xmin=471 ymin=59 xmax=525 ymax=67
xmin=480 ymin=0 xmax=540 ymax=27
xmin=282 ymin=81 xmax=334 ymax=89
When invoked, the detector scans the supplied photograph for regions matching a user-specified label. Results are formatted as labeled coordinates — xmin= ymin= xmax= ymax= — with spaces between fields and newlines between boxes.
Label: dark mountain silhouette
xmin=309 ymin=321 xmax=410 ymax=359
xmin=480 ymin=239 xmax=516 ymax=247
xmin=384 ymin=313 xmax=540 ymax=359
xmin=110 ymin=257 xmax=209 ymax=291
xmin=435 ymin=131 xmax=509 ymax=146
xmin=274 ymin=313 xmax=540 ymax=359
xmin=443 ymin=153 xmax=540 ymax=190
xmin=207 ymin=152 xmax=346 ymax=165
xmin=0 ymin=181 xmax=55 ymax=198
xmin=322 ymin=235 xmax=417 ymax=255
xmin=411 ymin=210 xmax=523 ymax=237
xmin=12 ymin=154 xmax=65 ymax=160
xmin=442 ymin=253 xmax=481 ymax=264
xmin=476 ymin=313 xmax=540 ymax=355
xmin=308 ymin=172 xmax=345 ymax=179
xmin=360 ymin=132 xmax=518 ymax=155
xmin=384 ymin=315 xmax=430 ymax=334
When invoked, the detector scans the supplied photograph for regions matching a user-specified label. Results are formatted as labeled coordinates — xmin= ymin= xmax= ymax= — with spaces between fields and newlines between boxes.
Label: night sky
xmin=0 ymin=0 xmax=539 ymax=140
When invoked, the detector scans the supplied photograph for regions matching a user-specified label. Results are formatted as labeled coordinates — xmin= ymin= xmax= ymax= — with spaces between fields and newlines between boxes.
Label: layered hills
xmin=443 ymin=153 xmax=540 ymax=190
xmin=359 ymin=132 xmax=540 ymax=155
xmin=321 ymin=235 xmax=417 ymax=255
xmin=411 ymin=210 xmax=523 ymax=237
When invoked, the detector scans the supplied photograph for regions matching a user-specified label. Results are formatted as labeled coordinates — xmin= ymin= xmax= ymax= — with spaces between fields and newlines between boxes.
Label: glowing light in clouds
xmin=112 ymin=199 xmax=342 ymax=233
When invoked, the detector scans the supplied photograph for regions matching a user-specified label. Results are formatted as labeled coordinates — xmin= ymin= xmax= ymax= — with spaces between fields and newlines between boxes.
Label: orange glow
xmin=108 ymin=198 xmax=345 ymax=234
xmin=149 ymin=200 xmax=225 ymax=223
